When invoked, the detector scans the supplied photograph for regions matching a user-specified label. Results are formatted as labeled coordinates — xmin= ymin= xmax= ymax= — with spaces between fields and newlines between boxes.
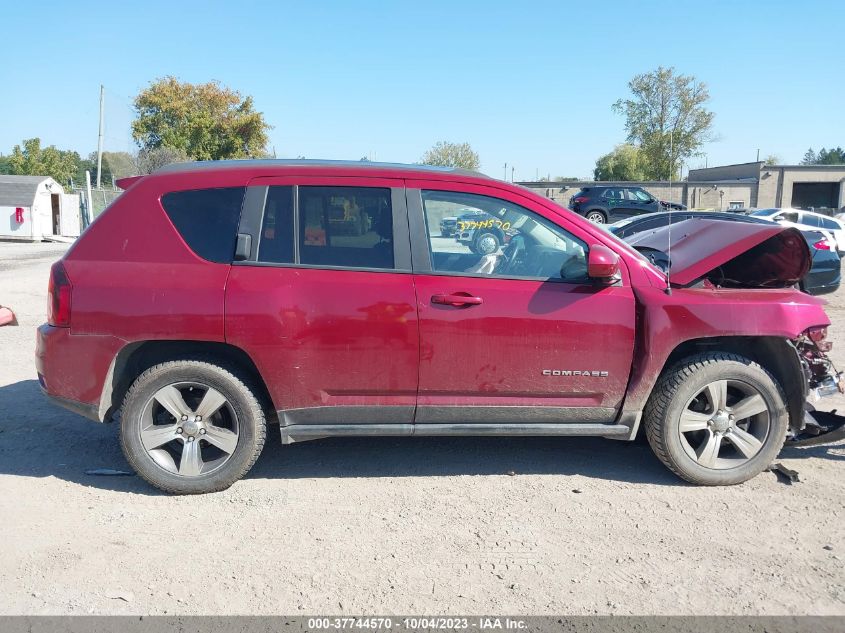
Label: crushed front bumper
xmin=787 ymin=329 xmax=845 ymax=446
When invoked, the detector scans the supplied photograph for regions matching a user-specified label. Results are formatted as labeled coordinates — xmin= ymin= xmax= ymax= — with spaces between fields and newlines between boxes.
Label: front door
xmin=406 ymin=182 xmax=637 ymax=426
xmin=627 ymin=188 xmax=661 ymax=215
xmin=225 ymin=176 xmax=419 ymax=428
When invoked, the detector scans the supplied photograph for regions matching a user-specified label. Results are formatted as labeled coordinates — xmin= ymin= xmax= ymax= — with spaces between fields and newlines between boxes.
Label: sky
xmin=2 ymin=0 xmax=843 ymax=180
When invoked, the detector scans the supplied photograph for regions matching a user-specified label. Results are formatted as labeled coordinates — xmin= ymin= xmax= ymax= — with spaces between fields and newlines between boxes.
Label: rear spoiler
xmin=115 ymin=175 xmax=145 ymax=190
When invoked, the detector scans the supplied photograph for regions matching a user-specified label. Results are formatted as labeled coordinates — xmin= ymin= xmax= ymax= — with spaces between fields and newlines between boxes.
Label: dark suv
xmin=569 ymin=186 xmax=683 ymax=224
xmin=36 ymin=160 xmax=841 ymax=494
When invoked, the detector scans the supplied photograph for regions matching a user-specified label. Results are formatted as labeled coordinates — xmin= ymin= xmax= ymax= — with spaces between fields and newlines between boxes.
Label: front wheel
xmin=473 ymin=231 xmax=501 ymax=255
xmin=644 ymin=352 xmax=788 ymax=485
xmin=120 ymin=360 xmax=266 ymax=494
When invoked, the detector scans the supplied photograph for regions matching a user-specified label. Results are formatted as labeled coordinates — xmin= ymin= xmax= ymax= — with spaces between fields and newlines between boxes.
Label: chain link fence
xmin=70 ymin=186 xmax=123 ymax=224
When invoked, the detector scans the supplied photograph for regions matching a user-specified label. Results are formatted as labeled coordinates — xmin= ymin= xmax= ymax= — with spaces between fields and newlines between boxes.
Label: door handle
xmin=431 ymin=293 xmax=483 ymax=307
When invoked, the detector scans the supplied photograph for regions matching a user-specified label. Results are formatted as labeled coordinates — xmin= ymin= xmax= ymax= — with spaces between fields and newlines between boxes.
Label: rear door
xmin=601 ymin=187 xmax=629 ymax=220
xmin=225 ymin=176 xmax=419 ymax=427
xmin=407 ymin=180 xmax=637 ymax=427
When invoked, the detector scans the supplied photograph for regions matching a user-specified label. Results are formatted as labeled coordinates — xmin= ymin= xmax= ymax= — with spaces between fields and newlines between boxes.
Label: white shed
xmin=0 ymin=175 xmax=81 ymax=241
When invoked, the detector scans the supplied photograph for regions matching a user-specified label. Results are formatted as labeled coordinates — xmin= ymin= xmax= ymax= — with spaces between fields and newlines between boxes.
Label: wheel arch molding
xmin=99 ymin=340 xmax=275 ymax=423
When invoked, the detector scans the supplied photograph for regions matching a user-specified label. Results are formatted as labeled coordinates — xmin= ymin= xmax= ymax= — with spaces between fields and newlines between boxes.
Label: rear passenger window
xmin=161 ymin=187 xmax=245 ymax=263
xmin=257 ymin=186 xmax=294 ymax=264
xmin=298 ymin=186 xmax=393 ymax=269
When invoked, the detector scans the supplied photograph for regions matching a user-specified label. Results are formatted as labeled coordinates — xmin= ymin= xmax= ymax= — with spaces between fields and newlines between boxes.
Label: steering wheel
xmin=500 ymin=235 xmax=525 ymax=274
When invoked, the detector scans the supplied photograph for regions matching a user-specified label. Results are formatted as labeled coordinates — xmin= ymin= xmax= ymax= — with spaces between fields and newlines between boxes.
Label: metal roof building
xmin=0 ymin=175 xmax=80 ymax=241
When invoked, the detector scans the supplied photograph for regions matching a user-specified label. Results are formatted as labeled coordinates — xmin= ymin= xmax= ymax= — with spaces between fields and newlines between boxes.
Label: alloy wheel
xmin=678 ymin=379 xmax=770 ymax=470
xmin=477 ymin=234 xmax=499 ymax=254
xmin=138 ymin=382 xmax=240 ymax=477
xmin=586 ymin=212 xmax=605 ymax=224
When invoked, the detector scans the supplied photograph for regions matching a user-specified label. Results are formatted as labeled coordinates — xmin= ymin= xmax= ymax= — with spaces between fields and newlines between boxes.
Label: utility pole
xmin=503 ymin=163 xmax=507 ymax=181
xmin=756 ymin=148 xmax=760 ymax=162
xmin=511 ymin=166 xmax=515 ymax=182
xmin=96 ymin=85 xmax=105 ymax=189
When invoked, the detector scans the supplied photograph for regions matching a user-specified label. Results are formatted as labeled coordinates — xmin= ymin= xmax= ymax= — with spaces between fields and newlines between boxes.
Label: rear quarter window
xmin=160 ymin=187 xmax=246 ymax=263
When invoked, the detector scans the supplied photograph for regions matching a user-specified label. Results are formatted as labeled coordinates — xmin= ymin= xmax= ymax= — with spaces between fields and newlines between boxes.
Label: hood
xmin=625 ymin=218 xmax=811 ymax=288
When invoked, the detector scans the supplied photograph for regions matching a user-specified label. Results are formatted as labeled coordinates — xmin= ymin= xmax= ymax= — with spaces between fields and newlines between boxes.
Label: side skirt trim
xmin=279 ymin=422 xmax=630 ymax=444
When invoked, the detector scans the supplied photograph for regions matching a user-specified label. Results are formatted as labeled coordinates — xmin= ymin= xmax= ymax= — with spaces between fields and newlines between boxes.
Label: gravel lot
xmin=1 ymin=241 xmax=843 ymax=616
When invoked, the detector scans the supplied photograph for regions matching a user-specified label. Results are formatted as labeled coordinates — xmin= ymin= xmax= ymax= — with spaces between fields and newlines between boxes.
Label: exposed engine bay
xmin=790 ymin=326 xmax=845 ymax=446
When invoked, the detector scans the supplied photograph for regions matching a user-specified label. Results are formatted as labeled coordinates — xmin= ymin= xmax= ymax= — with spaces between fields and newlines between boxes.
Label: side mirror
xmin=587 ymin=244 xmax=620 ymax=282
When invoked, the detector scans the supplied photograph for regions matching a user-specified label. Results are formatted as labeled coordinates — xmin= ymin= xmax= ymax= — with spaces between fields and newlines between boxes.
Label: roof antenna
xmin=665 ymin=131 xmax=673 ymax=295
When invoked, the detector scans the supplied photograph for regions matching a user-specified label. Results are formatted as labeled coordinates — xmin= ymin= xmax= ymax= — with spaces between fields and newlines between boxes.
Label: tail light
xmin=813 ymin=238 xmax=832 ymax=251
xmin=47 ymin=261 xmax=72 ymax=327
xmin=571 ymin=196 xmax=588 ymax=208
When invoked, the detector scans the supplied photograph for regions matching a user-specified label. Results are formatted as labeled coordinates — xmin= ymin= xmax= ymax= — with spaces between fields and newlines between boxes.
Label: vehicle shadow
xmin=6 ymin=378 xmax=839 ymax=495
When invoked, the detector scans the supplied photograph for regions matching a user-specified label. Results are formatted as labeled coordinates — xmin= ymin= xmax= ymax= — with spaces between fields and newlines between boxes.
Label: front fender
xmin=622 ymin=286 xmax=829 ymax=414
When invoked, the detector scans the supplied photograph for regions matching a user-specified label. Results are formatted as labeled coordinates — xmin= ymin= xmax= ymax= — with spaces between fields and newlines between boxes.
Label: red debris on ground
xmin=0 ymin=306 xmax=17 ymax=326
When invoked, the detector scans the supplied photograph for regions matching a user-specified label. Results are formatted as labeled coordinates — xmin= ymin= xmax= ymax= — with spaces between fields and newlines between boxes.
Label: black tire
xmin=120 ymin=360 xmax=266 ymax=494
xmin=584 ymin=210 xmax=607 ymax=224
xmin=473 ymin=231 xmax=501 ymax=255
xmin=643 ymin=352 xmax=788 ymax=485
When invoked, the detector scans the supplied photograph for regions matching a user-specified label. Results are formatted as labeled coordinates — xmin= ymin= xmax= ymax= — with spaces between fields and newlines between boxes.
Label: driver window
xmin=421 ymin=190 xmax=589 ymax=282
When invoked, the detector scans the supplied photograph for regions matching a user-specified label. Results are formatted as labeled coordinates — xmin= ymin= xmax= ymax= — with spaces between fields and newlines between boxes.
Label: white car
xmin=751 ymin=208 xmax=845 ymax=255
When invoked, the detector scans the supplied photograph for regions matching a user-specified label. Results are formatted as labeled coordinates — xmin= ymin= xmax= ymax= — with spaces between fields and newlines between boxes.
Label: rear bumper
xmin=35 ymin=324 xmax=124 ymax=422
xmin=41 ymin=389 xmax=100 ymax=422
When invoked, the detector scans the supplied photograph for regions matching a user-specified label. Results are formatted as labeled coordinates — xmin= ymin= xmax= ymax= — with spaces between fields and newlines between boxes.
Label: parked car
xmin=568 ymin=185 xmax=684 ymax=224
xmin=439 ymin=215 xmax=458 ymax=237
xmin=659 ymin=200 xmax=688 ymax=211
xmin=606 ymin=211 xmax=841 ymax=295
xmin=452 ymin=208 xmax=515 ymax=255
xmin=37 ymin=160 xmax=843 ymax=493
xmin=750 ymin=208 xmax=845 ymax=254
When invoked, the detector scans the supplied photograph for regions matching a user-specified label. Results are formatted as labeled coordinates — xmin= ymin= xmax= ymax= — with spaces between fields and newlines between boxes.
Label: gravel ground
xmin=0 ymin=241 xmax=843 ymax=616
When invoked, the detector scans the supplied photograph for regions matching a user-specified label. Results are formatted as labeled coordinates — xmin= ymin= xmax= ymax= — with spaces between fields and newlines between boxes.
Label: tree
xmin=0 ymin=154 xmax=11 ymax=174
xmin=612 ymin=66 xmax=714 ymax=180
xmin=817 ymin=147 xmax=845 ymax=164
xmin=131 ymin=77 xmax=271 ymax=160
xmin=763 ymin=154 xmax=781 ymax=165
xmin=800 ymin=146 xmax=844 ymax=165
xmin=101 ymin=151 xmax=136 ymax=181
xmin=420 ymin=141 xmax=480 ymax=170
xmin=132 ymin=147 xmax=191 ymax=175
xmin=593 ymin=144 xmax=647 ymax=181
xmin=801 ymin=148 xmax=818 ymax=165
xmin=7 ymin=138 xmax=81 ymax=185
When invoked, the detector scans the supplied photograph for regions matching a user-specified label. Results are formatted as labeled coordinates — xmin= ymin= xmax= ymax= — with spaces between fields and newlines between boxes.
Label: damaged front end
xmin=789 ymin=326 xmax=845 ymax=446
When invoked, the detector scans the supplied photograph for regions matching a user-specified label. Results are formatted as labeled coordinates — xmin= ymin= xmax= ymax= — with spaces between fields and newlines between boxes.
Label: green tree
xmin=131 ymin=77 xmax=271 ymax=160
xmin=801 ymin=148 xmax=818 ymax=165
xmin=593 ymin=144 xmax=647 ymax=181
xmin=612 ymin=67 xmax=714 ymax=180
xmin=817 ymin=147 xmax=845 ymax=164
xmin=763 ymin=154 xmax=781 ymax=165
xmin=420 ymin=141 xmax=480 ymax=170
xmin=0 ymin=154 xmax=11 ymax=174
xmin=800 ymin=146 xmax=844 ymax=165
xmin=132 ymin=146 xmax=191 ymax=175
xmin=8 ymin=138 xmax=81 ymax=185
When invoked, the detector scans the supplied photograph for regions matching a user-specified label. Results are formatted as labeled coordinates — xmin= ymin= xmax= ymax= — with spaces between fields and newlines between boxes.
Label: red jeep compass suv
xmin=36 ymin=160 xmax=842 ymax=493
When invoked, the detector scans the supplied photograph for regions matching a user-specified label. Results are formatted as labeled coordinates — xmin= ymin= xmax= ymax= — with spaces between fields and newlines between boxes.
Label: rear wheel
xmin=644 ymin=352 xmax=788 ymax=485
xmin=585 ymin=210 xmax=607 ymax=224
xmin=120 ymin=360 xmax=266 ymax=494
